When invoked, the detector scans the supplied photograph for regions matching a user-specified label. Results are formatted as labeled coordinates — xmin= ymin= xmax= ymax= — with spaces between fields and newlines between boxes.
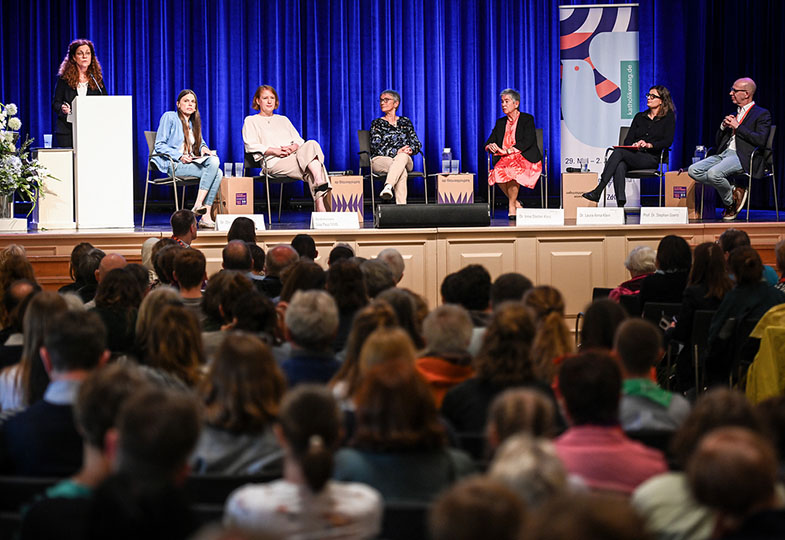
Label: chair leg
xmin=278 ymin=183 xmax=284 ymax=222
xmin=370 ymin=172 xmax=376 ymax=209
xmin=773 ymin=172 xmax=779 ymax=222
xmin=182 ymin=185 xmax=187 ymax=209
xmin=700 ymin=184 xmax=705 ymax=220
xmin=142 ymin=179 xmax=150 ymax=228
xmin=173 ymin=179 xmax=180 ymax=211
xmin=694 ymin=344 xmax=700 ymax=394
xmin=746 ymin=175 xmax=752 ymax=222
xmin=265 ymin=176 xmax=272 ymax=224
xmin=423 ymin=174 xmax=428 ymax=205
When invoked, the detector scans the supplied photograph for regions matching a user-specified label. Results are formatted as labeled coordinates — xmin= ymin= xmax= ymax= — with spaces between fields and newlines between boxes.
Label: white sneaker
xmin=380 ymin=184 xmax=393 ymax=200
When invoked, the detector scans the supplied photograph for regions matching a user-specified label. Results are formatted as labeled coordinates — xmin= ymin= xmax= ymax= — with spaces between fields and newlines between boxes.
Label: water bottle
xmin=692 ymin=145 xmax=706 ymax=164
xmin=442 ymin=148 xmax=452 ymax=173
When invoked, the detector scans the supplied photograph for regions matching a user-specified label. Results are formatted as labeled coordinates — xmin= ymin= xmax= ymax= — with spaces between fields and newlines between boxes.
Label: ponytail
xmin=300 ymin=434 xmax=333 ymax=493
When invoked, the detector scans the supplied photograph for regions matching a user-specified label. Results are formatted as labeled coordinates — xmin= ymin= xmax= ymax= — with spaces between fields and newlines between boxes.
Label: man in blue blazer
xmin=688 ymin=77 xmax=771 ymax=221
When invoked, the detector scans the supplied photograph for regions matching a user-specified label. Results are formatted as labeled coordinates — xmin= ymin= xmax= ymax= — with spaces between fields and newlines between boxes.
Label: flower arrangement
xmin=0 ymin=102 xmax=52 ymax=213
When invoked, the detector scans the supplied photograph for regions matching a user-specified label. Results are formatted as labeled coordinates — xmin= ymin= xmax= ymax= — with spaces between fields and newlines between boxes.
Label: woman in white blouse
xmin=242 ymin=85 xmax=332 ymax=212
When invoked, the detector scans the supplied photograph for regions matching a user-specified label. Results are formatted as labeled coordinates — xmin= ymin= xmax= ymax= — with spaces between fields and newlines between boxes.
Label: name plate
xmin=640 ymin=207 xmax=689 ymax=225
xmin=516 ymin=208 xmax=564 ymax=227
xmin=216 ymin=214 xmax=266 ymax=232
xmin=310 ymin=212 xmax=361 ymax=230
xmin=576 ymin=207 xmax=625 ymax=225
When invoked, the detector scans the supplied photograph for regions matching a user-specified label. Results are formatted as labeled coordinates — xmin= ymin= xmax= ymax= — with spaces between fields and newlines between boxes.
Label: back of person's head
xmin=524 ymin=286 xmax=572 ymax=381
xmin=688 ymin=241 xmax=733 ymax=299
xmin=358 ymin=327 xmax=416 ymax=373
xmin=284 ymin=290 xmax=338 ymax=350
xmin=755 ymin=396 xmax=785 ymax=465
xmin=718 ymin=228 xmax=751 ymax=254
xmin=115 ymin=387 xmax=200 ymax=480
xmin=614 ymin=319 xmax=662 ymax=377
xmin=141 ymin=237 xmax=158 ymax=272
xmin=146 ymin=304 xmax=204 ymax=386
xmin=775 ymin=239 xmax=785 ymax=276
xmin=95 ymin=267 xmax=143 ymax=311
xmin=656 ymin=235 xmax=692 ymax=273
xmin=69 ymin=242 xmax=95 ymax=281
xmin=375 ymin=287 xmax=424 ymax=349
xmin=670 ymin=388 xmax=762 ymax=468
xmin=277 ymin=385 xmax=341 ymax=493
xmin=3 ymin=279 xmax=39 ymax=330
xmin=0 ymin=253 xmax=36 ymax=291
xmin=222 ymin=240 xmax=252 ymax=271
xmin=201 ymin=333 xmax=285 ymax=433
xmin=135 ymin=286 xmax=184 ymax=353
xmin=625 ymin=246 xmax=657 ymax=276
xmin=43 ymin=310 xmax=107 ymax=372
xmin=353 ymin=360 xmax=446 ymax=451
xmin=291 ymin=233 xmax=317 ymax=260
xmin=327 ymin=243 xmax=354 ymax=266
xmin=490 ymin=272 xmax=534 ymax=308
xmin=580 ymin=298 xmax=628 ymax=350
xmin=558 ymin=351 xmax=621 ymax=426
xmin=248 ymin=243 xmax=265 ymax=274
xmin=173 ymin=248 xmax=206 ymax=290
xmin=75 ymin=363 xmax=150 ymax=450
xmin=202 ymin=270 xmax=254 ymax=325
xmin=279 ymin=260 xmax=326 ymax=303
xmin=441 ymin=264 xmax=491 ymax=311
xmin=526 ymin=493 xmax=650 ymax=540
xmin=422 ymin=304 xmax=473 ymax=356
xmin=150 ymin=237 xmax=176 ymax=268
xmin=325 ymin=258 xmax=368 ymax=311
xmin=489 ymin=434 xmax=567 ymax=507
xmin=360 ymin=259 xmax=395 ymax=298
xmin=475 ymin=302 xmax=536 ymax=385
xmin=228 ymin=289 xmax=277 ymax=336
xmin=20 ymin=291 xmax=68 ymax=405
xmin=687 ymin=427 xmax=778 ymax=520
xmin=376 ymin=248 xmax=404 ymax=284
xmin=125 ymin=264 xmax=151 ymax=297
xmin=0 ymin=244 xmax=26 ymax=263
xmin=152 ymin=244 xmax=184 ymax=285
xmin=264 ymin=245 xmax=299 ymax=277
xmin=226 ymin=217 xmax=257 ymax=244
xmin=729 ymin=246 xmax=763 ymax=286
xmin=487 ymin=388 xmax=556 ymax=447
xmin=96 ymin=253 xmax=128 ymax=282
xmin=170 ymin=209 xmax=196 ymax=238
xmin=78 ymin=247 xmax=105 ymax=286
xmin=429 ymin=476 xmax=526 ymax=540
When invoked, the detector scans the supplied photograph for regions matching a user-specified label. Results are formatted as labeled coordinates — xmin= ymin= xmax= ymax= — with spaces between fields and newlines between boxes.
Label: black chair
xmin=357 ymin=130 xmax=428 ymax=208
xmin=381 ymin=501 xmax=430 ymax=540
xmin=592 ymin=287 xmax=613 ymax=300
xmin=487 ymin=128 xmax=548 ymax=210
xmin=624 ymin=429 xmax=674 ymax=456
xmin=0 ymin=475 xmax=58 ymax=512
xmin=619 ymin=294 xmax=642 ymax=317
xmin=741 ymin=125 xmax=778 ymax=222
xmin=730 ymin=317 xmax=762 ymax=388
xmin=184 ymin=471 xmax=281 ymax=505
xmin=455 ymin=432 xmax=486 ymax=462
xmin=192 ymin=503 xmax=224 ymax=527
xmin=141 ymin=131 xmax=201 ymax=228
xmin=243 ymin=152 xmax=301 ymax=223
xmin=691 ymin=310 xmax=717 ymax=393
xmin=642 ymin=302 xmax=682 ymax=389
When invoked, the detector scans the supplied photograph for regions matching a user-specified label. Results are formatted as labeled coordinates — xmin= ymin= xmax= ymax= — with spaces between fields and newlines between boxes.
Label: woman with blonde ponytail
xmin=225 ymin=386 xmax=382 ymax=538
xmin=523 ymin=286 xmax=574 ymax=382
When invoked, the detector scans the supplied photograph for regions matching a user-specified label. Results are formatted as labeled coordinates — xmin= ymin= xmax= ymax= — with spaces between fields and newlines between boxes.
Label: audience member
xmin=774 ymin=239 xmax=785 ymax=293
xmin=327 ymin=243 xmax=354 ymax=266
xmin=91 ymin=267 xmax=141 ymax=354
xmin=227 ymin=216 xmax=257 ymax=244
xmin=170 ymin=209 xmax=198 ymax=248
xmin=555 ymin=351 xmax=667 ymax=494
xmin=0 ymin=279 xmax=38 ymax=367
xmin=259 ymin=245 xmax=299 ymax=298
xmin=416 ymin=304 xmax=474 ymax=408
xmin=609 ymin=246 xmax=657 ymax=301
xmin=140 ymin=237 xmax=158 ymax=283
xmin=638 ymin=235 xmax=692 ymax=313
xmin=429 ymin=476 xmax=526 ymax=540
xmin=223 ymin=290 xmax=278 ymax=345
xmin=486 ymin=388 xmax=557 ymax=452
xmin=152 ymin=243 xmax=183 ymax=288
xmin=376 ymin=287 xmax=425 ymax=349
xmin=281 ymin=290 xmax=340 ymax=386
xmin=222 ymin=240 xmax=260 ymax=285
xmin=489 ymin=272 xmax=533 ymax=309
xmin=326 ymin=259 xmax=368 ymax=352
xmin=615 ymin=319 xmax=690 ymax=431
xmin=248 ymin=243 xmax=265 ymax=276
xmin=334 ymin=361 xmax=474 ymax=501
xmin=360 ymin=259 xmax=395 ymax=298
xmin=579 ymin=298 xmax=628 ymax=351
xmin=58 ymin=242 xmax=95 ymax=295
xmin=441 ymin=302 xmax=555 ymax=433
xmin=755 ymin=396 xmax=785 ymax=467
xmin=201 ymin=270 xmax=254 ymax=332
xmin=192 ymin=333 xmax=284 ymax=475
xmin=145 ymin=304 xmax=204 ymax=388
xmin=0 ymin=310 xmax=109 ymax=476
xmin=134 ymin=287 xmax=184 ymax=361
xmin=225 ymin=386 xmax=382 ymax=538
xmin=125 ymin=263 xmax=152 ymax=299
xmin=75 ymin=247 xmax=104 ymax=302
xmin=0 ymin=254 xmax=37 ymax=326
xmin=278 ymin=260 xmax=326 ymax=303
xmin=524 ymin=285 xmax=573 ymax=382
xmin=291 ymin=233 xmax=318 ymax=260
xmin=720 ymin=228 xmax=779 ymax=285
xmin=172 ymin=248 xmax=207 ymax=317
xmin=358 ymin=327 xmax=416 ymax=372
xmin=376 ymin=248 xmax=404 ymax=284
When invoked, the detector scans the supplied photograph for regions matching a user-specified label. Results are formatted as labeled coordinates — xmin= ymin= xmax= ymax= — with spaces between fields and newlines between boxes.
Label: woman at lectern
xmin=153 ymin=89 xmax=223 ymax=229
xmin=582 ymin=85 xmax=676 ymax=208
xmin=242 ymin=85 xmax=332 ymax=213
xmin=485 ymin=89 xmax=543 ymax=220
xmin=369 ymin=89 xmax=422 ymax=204
xmin=52 ymin=39 xmax=108 ymax=148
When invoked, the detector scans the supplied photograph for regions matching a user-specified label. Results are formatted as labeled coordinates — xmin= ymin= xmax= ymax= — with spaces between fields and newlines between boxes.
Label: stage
xmin=1 ymin=206 xmax=782 ymax=327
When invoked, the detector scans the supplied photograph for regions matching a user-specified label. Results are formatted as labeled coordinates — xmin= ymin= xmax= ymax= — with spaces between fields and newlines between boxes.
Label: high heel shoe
xmin=581 ymin=190 xmax=601 ymax=203
xmin=191 ymin=205 xmax=208 ymax=216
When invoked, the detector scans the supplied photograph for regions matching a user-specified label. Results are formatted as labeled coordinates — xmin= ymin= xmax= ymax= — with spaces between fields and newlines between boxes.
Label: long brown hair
xmin=146 ymin=304 xmax=204 ymax=387
xmin=524 ymin=286 xmax=573 ymax=382
xmin=475 ymin=302 xmax=537 ymax=385
xmin=176 ymin=89 xmax=203 ymax=156
xmin=648 ymin=85 xmax=676 ymax=118
xmin=57 ymin=39 xmax=104 ymax=90
xmin=687 ymin=242 xmax=733 ymax=300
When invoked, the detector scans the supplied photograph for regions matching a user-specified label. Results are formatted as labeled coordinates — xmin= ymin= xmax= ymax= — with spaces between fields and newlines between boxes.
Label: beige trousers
xmin=372 ymin=153 xmax=413 ymax=204
xmin=266 ymin=140 xmax=331 ymax=200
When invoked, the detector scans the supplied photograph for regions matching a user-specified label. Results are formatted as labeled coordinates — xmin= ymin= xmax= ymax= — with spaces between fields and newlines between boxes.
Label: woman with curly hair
xmin=144 ymin=303 xmax=204 ymax=388
xmin=524 ymin=286 xmax=573 ymax=383
xmin=52 ymin=39 xmax=107 ymax=148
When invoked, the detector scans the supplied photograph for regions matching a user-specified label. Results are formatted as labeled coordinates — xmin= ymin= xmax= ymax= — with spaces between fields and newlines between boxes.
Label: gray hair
xmin=381 ymin=89 xmax=401 ymax=109
xmin=422 ymin=304 xmax=473 ymax=354
xmin=285 ymin=290 xmax=339 ymax=350
xmin=500 ymin=88 xmax=521 ymax=103
xmin=624 ymin=246 xmax=657 ymax=275
xmin=377 ymin=248 xmax=405 ymax=283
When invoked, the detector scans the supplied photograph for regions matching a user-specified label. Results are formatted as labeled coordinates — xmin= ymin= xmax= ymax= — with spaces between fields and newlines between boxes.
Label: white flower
xmin=7 ymin=117 xmax=21 ymax=131
xmin=5 ymin=104 xmax=17 ymax=116
xmin=4 ymin=132 xmax=13 ymax=144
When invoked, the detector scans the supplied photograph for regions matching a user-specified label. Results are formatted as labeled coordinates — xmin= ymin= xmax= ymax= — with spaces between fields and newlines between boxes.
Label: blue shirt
xmin=152 ymin=111 xmax=209 ymax=173
xmin=280 ymin=349 xmax=340 ymax=387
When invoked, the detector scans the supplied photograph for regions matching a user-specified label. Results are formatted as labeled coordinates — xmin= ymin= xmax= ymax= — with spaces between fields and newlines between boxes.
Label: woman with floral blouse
xmin=369 ymin=90 xmax=422 ymax=204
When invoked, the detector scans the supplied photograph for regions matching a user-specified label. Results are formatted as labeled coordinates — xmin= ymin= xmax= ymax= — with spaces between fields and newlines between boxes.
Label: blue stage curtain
xmin=0 ymin=0 xmax=782 ymax=208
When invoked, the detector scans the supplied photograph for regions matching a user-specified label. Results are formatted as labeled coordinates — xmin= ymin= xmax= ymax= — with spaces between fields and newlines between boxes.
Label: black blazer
xmin=716 ymin=104 xmax=771 ymax=177
xmin=485 ymin=113 xmax=542 ymax=166
xmin=51 ymin=76 xmax=107 ymax=136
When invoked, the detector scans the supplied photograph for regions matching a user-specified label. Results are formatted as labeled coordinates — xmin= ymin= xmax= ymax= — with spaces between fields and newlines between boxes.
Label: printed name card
xmin=640 ymin=207 xmax=689 ymax=225
xmin=216 ymin=214 xmax=266 ymax=232
xmin=516 ymin=208 xmax=564 ymax=227
xmin=310 ymin=212 xmax=361 ymax=230
xmin=576 ymin=207 xmax=625 ymax=226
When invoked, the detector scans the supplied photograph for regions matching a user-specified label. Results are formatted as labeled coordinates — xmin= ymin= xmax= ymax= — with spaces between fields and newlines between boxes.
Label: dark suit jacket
xmin=52 ymin=76 xmax=108 ymax=136
xmin=485 ymin=113 xmax=542 ymax=166
xmin=716 ymin=104 xmax=771 ymax=177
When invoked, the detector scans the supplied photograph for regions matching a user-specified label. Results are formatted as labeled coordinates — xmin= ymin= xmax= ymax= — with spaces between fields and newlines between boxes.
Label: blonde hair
xmin=523 ymin=286 xmax=573 ymax=381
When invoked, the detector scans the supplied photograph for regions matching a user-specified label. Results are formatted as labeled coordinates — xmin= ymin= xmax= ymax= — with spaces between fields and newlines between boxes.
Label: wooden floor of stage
xmin=1 ymin=207 xmax=782 ymax=325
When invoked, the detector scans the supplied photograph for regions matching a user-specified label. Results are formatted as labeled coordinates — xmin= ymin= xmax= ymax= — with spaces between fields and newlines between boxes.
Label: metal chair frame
xmin=357 ymin=130 xmax=428 ymax=208
xmin=243 ymin=152 xmax=301 ymax=222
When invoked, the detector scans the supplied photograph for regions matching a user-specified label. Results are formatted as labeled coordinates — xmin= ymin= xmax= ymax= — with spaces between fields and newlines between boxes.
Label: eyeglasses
xmin=645 ymin=93 xmax=661 ymax=99
xmin=730 ymin=87 xmax=748 ymax=94
xmin=379 ymin=97 xmax=394 ymax=103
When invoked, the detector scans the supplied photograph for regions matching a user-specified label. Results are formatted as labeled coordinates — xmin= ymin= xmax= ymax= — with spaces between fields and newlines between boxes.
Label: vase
xmin=0 ymin=194 xmax=12 ymax=219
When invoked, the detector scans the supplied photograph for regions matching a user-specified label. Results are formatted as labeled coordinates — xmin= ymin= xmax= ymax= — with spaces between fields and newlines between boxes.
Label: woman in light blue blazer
xmin=154 ymin=89 xmax=222 ymax=228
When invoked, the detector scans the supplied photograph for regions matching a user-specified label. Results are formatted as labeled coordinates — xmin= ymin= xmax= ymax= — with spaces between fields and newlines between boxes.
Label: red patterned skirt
xmin=488 ymin=154 xmax=542 ymax=189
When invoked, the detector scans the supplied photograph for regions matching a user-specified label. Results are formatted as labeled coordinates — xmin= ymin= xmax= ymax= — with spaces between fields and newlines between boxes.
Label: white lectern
xmin=73 ymin=96 xmax=134 ymax=228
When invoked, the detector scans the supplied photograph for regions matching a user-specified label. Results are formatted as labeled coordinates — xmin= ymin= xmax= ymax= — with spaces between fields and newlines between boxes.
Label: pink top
xmin=488 ymin=115 xmax=542 ymax=188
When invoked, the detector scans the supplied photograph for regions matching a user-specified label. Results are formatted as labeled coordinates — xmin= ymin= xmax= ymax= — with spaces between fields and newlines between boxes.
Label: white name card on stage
xmin=576 ymin=207 xmax=625 ymax=225
xmin=516 ymin=208 xmax=564 ymax=227
xmin=640 ymin=207 xmax=688 ymax=225
xmin=216 ymin=214 xmax=266 ymax=232
xmin=310 ymin=212 xmax=361 ymax=230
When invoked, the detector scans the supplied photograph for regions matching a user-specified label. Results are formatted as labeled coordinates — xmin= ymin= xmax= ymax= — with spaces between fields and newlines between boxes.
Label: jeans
xmin=687 ymin=148 xmax=742 ymax=207
xmin=596 ymin=148 xmax=658 ymax=206
xmin=173 ymin=156 xmax=223 ymax=205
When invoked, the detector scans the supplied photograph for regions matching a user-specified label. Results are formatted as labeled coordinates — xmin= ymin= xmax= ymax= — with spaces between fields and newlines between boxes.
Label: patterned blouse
xmin=369 ymin=116 xmax=422 ymax=158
